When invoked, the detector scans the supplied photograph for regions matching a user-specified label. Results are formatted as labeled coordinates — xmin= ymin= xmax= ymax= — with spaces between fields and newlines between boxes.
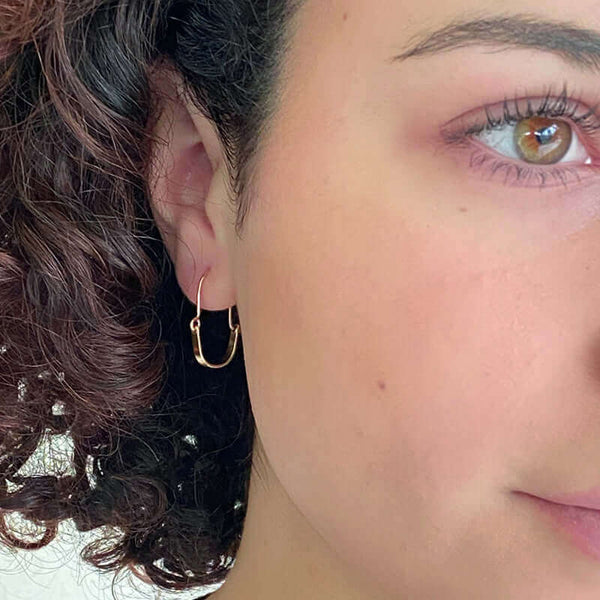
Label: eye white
xmin=473 ymin=120 xmax=591 ymax=164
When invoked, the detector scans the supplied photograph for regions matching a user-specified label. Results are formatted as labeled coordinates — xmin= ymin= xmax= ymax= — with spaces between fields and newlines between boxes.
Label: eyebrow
xmin=392 ymin=13 xmax=600 ymax=72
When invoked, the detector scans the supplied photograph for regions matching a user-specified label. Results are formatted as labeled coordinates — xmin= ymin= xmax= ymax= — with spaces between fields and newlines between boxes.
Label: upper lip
xmin=519 ymin=488 xmax=600 ymax=511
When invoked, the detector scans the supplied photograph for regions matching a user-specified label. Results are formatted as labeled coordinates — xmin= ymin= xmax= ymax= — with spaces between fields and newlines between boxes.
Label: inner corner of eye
xmin=439 ymin=127 xmax=471 ymax=146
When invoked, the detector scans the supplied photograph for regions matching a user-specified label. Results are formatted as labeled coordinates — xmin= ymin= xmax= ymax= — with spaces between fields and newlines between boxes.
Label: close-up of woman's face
xmin=151 ymin=0 xmax=600 ymax=597
xmin=8 ymin=0 xmax=600 ymax=598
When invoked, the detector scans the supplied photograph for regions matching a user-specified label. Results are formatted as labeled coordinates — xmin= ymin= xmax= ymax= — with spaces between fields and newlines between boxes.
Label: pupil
xmin=534 ymin=123 xmax=558 ymax=145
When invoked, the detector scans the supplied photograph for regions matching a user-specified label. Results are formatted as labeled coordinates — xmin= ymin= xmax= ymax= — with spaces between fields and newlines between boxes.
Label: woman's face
xmin=191 ymin=0 xmax=600 ymax=597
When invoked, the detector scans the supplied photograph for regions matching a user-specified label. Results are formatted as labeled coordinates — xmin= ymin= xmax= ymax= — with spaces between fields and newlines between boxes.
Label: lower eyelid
xmin=454 ymin=141 xmax=600 ymax=189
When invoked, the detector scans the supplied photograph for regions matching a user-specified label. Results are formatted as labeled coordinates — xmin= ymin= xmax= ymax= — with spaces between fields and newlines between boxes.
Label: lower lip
xmin=518 ymin=492 xmax=600 ymax=563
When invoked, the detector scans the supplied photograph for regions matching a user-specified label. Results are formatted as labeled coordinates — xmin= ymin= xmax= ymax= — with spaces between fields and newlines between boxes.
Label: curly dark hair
xmin=0 ymin=0 xmax=301 ymax=595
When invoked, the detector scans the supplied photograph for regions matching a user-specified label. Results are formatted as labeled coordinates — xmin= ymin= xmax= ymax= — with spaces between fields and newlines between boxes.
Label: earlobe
xmin=147 ymin=63 xmax=236 ymax=310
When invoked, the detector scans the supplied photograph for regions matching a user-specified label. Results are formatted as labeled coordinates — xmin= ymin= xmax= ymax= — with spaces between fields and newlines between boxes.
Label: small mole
xmin=377 ymin=380 xmax=386 ymax=391
xmin=458 ymin=206 xmax=468 ymax=213
xmin=343 ymin=12 xmax=348 ymax=21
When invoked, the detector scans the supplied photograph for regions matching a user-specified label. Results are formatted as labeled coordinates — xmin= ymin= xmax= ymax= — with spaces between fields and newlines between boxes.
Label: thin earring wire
xmin=189 ymin=271 xmax=241 ymax=368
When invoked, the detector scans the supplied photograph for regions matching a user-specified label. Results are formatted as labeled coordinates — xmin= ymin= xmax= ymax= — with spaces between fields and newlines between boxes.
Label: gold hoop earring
xmin=190 ymin=271 xmax=240 ymax=368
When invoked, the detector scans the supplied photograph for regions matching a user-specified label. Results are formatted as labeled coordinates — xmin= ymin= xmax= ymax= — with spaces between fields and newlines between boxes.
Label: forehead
xmin=245 ymin=0 xmax=600 ymax=243
xmin=290 ymin=0 xmax=600 ymax=60
xmin=268 ymin=0 xmax=600 ymax=147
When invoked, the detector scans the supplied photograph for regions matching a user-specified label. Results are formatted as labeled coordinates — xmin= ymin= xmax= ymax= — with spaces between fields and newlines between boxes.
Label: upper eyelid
xmin=439 ymin=93 xmax=600 ymax=146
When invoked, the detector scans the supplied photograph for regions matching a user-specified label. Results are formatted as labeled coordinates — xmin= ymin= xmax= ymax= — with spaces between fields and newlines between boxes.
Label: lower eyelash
xmin=468 ymin=147 xmax=590 ymax=189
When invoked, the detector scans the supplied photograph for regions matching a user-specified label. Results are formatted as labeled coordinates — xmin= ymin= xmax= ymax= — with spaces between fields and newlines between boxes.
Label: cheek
xmin=234 ymin=140 xmax=557 ymax=575
xmin=232 ymin=48 xmax=600 ymax=591
xmin=233 ymin=108 xmax=600 ymax=595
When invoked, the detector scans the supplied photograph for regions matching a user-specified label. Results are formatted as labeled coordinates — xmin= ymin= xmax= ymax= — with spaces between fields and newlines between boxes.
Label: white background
xmin=0 ymin=521 xmax=223 ymax=600
xmin=0 ymin=424 xmax=225 ymax=600
xmin=0 ymin=382 xmax=226 ymax=599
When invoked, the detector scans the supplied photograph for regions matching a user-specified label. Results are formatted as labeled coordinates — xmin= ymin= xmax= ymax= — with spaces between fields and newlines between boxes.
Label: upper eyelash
xmin=442 ymin=82 xmax=600 ymax=145
xmin=487 ymin=86 xmax=600 ymax=136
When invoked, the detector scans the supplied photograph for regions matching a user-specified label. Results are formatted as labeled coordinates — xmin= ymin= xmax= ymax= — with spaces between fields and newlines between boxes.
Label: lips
xmin=514 ymin=490 xmax=600 ymax=564
xmin=534 ymin=488 xmax=600 ymax=512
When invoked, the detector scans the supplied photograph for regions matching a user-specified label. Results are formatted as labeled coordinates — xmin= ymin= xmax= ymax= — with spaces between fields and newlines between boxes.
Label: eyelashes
xmin=439 ymin=83 xmax=600 ymax=189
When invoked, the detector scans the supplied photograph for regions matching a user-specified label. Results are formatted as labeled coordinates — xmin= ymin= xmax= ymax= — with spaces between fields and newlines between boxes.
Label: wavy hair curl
xmin=0 ymin=0 xmax=301 ymax=594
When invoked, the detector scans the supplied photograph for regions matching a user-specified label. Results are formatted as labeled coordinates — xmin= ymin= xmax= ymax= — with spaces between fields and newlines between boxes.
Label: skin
xmin=149 ymin=0 xmax=600 ymax=597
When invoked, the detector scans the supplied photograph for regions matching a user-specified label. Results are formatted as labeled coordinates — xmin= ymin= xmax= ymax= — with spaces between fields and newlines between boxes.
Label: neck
xmin=208 ymin=433 xmax=378 ymax=600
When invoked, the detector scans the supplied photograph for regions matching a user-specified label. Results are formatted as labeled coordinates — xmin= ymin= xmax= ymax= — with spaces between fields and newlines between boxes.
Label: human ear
xmin=147 ymin=62 xmax=236 ymax=310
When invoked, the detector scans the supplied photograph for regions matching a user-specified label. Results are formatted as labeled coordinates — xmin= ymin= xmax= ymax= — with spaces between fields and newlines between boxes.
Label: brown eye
xmin=513 ymin=116 xmax=572 ymax=165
